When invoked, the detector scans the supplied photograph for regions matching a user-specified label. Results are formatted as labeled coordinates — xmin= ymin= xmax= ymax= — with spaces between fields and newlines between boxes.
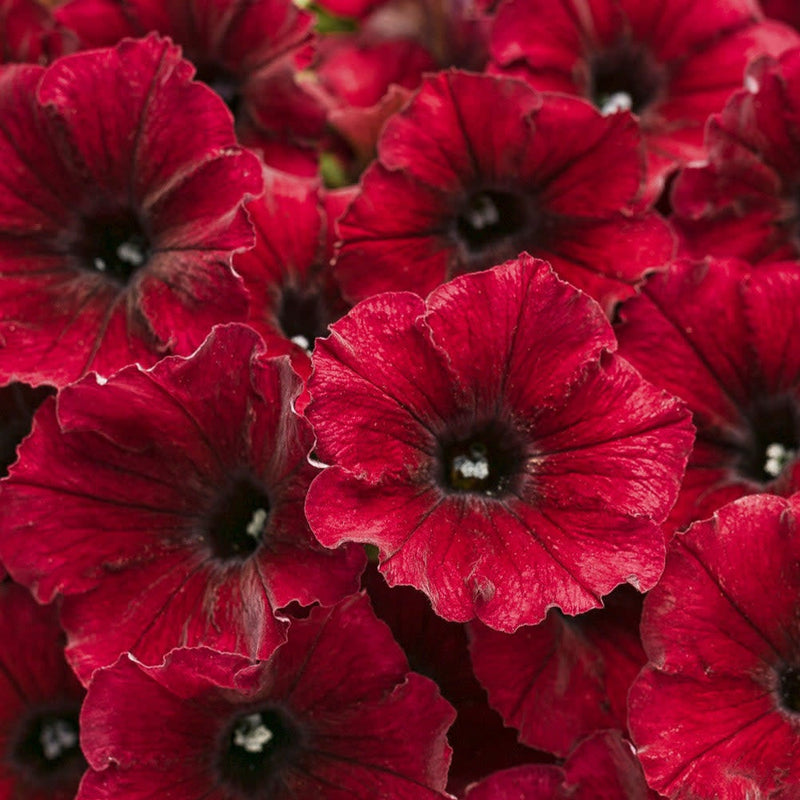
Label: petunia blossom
xmin=306 ymin=255 xmax=694 ymax=630
xmin=77 ymin=594 xmax=455 ymax=800
xmin=489 ymin=0 xmax=800 ymax=196
xmin=0 ymin=324 xmax=364 ymax=684
xmin=334 ymin=70 xmax=674 ymax=314
xmin=629 ymin=493 xmax=800 ymax=798
xmin=0 ymin=581 xmax=86 ymax=800
xmin=0 ymin=34 xmax=262 ymax=388
xmin=616 ymin=257 xmax=800 ymax=531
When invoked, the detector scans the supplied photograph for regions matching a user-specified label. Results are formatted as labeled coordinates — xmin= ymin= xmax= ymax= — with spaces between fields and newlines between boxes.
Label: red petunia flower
xmin=0 ymin=324 xmax=364 ymax=684
xmin=0 ymin=581 xmax=86 ymax=800
xmin=55 ymin=0 xmax=325 ymax=175
xmin=490 ymin=0 xmax=799 ymax=196
xmin=463 ymin=730 xmax=654 ymax=799
xmin=0 ymin=35 xmax=262 ymax=388
xmin=306 ymin=255 xmax=694 ymax=630
xmin=468 ymin=586 xmax=645 ymax=757
xmin=616 ymin=258 xmax=800 ymax=531
xmin=629 ymin=493 xmax=800 ymax=798
xmin=672 ymin=48 xmax=800 ymax=263
xmin=77 ymin=594 xmax=455 ymax=799
xmin=334 ymin=70 xmax=673 ymax=314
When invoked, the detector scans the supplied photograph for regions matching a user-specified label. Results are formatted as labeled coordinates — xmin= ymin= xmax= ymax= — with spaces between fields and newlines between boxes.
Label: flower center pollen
xmin=438 ymin=421 xmax=526 ymax=497
xmin=78 ymin=211 xmax=151 ymax=284
xmin=218 ymin=707 xmax=303 ymax=796
xmin=738 ymin=393 xmax=800 ymax=483
xmin=277 ymin=286 xmax=333 ymax=352
xmin=11 ymin=710 xmax=86 ymax=788
xmin=589 ymin=40 xmax=665 ymax=115
xmin=455 ymin=190 xmax=527 ymax=254
xmin=204 ymin=474 xmax=271 ymax=561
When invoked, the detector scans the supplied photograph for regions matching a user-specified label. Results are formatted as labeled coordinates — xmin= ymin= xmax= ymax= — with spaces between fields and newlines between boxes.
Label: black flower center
xmin=737 ymin=393 xmax=800 ymax=483
xmin=10 ymin=709 xmax=86 ymax=792
xmin=218 ymin=707 xmax=303 ymax=797
xmin=196 ymin=63 xmax=243 ymax=118
xmin=780 ymin=666 xmax=800 ymax=713
xmin=77 ymin=211 xmax=151 ymax=284
xmin=437 ymin=420 xmax=526 ymax=497
xmin=589 ymin=40 xmax=665 ymax=115
xmin=204 ymin=474 xmax=271 ymax=561
xmin=451 ymin=189 xmax=537 ymax=275
xmin=277 ymin=286 xmax=332 ymax=352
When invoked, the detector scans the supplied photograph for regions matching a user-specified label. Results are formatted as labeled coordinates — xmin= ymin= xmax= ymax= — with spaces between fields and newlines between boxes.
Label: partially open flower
xmin=0 ymin=581 xmax=86 ymax=800
xmin=0 ymin=35 xmax=262 ymax=387
xmin=334 ymin=70 xmax=673 ymax=314
xmin=77 ymin=594 xmax=455 ymax=800
xmin=0 ymin=324 xmax=364 ymax=684
xmin=306 ymin=255 xmax=694 ymax=630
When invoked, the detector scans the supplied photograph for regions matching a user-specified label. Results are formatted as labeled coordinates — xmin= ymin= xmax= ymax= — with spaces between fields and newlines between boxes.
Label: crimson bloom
xmin=616 ymin=258 xmax=800 ymax=531
xmin=490 ymin=0 xmax=799 ymax=195
xmin=0 ymin=581 xmax=86 ymax=800
xmin=306 ymin=255 xmax=694 ymax=630
xmin=629 ymin=493 xmax=800 ymax=798
xmin=672 ymin=48 xmax=800 ymax=263
xmin=334 ymin=70 xmax=673 ymax=314
xmin=0 ymin=35 xmax=261 ymax=388
xmin=0 ymin=324 xmax=364 ymax=685
xmin=78 ymin=594 xmax=455 ymax=800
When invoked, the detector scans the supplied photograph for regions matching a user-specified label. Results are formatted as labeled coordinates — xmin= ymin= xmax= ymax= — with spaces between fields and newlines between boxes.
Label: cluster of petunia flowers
xmin=5 ymin=0 xmax=800 ymax=798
